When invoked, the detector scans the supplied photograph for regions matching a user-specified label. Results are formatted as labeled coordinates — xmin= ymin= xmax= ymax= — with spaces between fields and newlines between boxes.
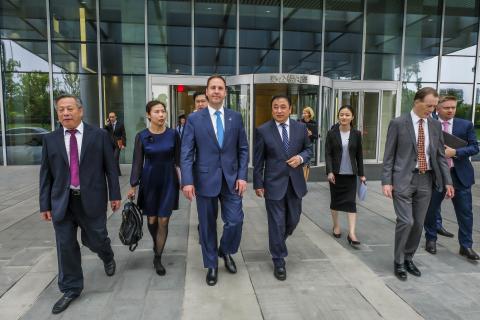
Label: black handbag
xmin=119 ymin=201 xmax=143 ymax=251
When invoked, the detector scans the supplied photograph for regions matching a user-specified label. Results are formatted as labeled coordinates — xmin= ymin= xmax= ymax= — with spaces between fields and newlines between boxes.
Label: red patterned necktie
xmin=67 ymin=129 xmax=80 ymax=187
xmin=442 ymin=121 xmax=453 ymax=168
xmin=417 ymin=119 xmax=428 ymax=173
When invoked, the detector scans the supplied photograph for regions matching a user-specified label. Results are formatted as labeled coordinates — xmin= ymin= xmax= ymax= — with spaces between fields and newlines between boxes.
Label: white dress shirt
xmin=208 ymin=105 xmax=225 ymax=136
xmin=63 ymin=122 xmax=84 ymax=189
xmin=411 ymin=111 xmax=430 ymax=170
xmin=274 ymin=118 xmax=303 ymax=163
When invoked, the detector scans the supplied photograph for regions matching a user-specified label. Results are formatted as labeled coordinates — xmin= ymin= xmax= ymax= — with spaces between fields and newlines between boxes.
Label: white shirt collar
xmin=208 ymin=105 xmax=224 ymax=116
xmin=410 ymin=110 xmax=427 ymax=124
xmin=63 ymin=121 xmax=84 ymax=135
xmin=275 ymin=118 xmax=290 ymax=127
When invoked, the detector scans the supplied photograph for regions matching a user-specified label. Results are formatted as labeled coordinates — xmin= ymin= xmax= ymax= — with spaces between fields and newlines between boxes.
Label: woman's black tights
xmin=147 ymin=216 xmax=170 ymax=257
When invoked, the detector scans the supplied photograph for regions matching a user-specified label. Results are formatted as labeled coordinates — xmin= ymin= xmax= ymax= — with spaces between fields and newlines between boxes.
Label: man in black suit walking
xmin=40 ymin=94 xmax=121 ymax=314
xmin=253 ymin=95 xmax=312 ymax=280
xmin=105 ymin=111 xmax=126 ymax=176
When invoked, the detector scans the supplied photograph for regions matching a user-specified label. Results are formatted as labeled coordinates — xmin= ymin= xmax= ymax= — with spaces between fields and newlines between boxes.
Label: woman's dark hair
xmin=338 ymin=105 xmax=355 ymax=117
xmin=145 ymin=100 xmax=166 ymax=114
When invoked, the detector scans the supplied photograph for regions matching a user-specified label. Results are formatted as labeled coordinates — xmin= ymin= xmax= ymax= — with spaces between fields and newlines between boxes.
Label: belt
xmin=412 ymin=168 xmax=432 ymax=175
xmin=70 ymin=189 xmax=81 ymax=196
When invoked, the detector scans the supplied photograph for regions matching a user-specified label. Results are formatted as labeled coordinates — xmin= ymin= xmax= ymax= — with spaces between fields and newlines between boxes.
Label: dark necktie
xmin=281 ymin=123 xmax=289 ymax=154
xmin=417 ymin=119 xmax=427 ymax=173
xmin=67 ymin=129 xmax=80 ymax=187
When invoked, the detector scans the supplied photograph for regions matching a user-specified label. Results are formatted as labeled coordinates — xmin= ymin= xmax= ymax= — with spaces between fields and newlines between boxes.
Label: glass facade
xmin=2 ymin=0 xmax=480 ymax=165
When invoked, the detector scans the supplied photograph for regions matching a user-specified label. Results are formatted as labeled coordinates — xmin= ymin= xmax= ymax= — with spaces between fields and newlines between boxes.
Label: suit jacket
xmin=105 ymin=121 xmax=126 ymax=148
xmin=180 ymin=107 xmax=249 ymax=197
xmin=381 ymin=113 xmax=452 ymax=193
xmin=325 ymin=126 xmax=364 ymax=176
xmin=253 ymin=119 xmax=312 ymax=200
xmin=39 ymin=123 xmax=121 ymax=222
xmin=450 ymin=118 xmax=479 ymax=187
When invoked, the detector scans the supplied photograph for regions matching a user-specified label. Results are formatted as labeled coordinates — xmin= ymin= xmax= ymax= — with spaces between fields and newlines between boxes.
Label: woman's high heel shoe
xmin=347 ymin=234 xmax=361 ymax=246
xmin=332 ymin=228 xmax=341 ymax=238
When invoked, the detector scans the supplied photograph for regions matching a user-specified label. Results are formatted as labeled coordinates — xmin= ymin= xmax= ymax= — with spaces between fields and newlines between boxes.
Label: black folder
xmin=443 ymin=131 xmax=467 ymax=148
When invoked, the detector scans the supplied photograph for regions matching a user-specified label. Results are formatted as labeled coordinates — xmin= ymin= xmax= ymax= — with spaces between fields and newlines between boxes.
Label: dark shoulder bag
xmin=119 ymin=201 xmax=143 ymax=251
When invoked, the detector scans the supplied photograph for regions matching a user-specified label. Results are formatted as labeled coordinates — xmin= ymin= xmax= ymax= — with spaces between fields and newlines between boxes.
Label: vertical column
xmin=236 ymin=0 xmax=240 ymax=75
xmin=0 ymin=39 xmax=6 ymax=165
xmin=145 ymin=0 xmax=149 ymax=102
xmin=471 ymin=6 xmax=480 ymax=123
xmin=436 ymin=0 xmax=446 ymax=90
xmin=46 ymin=0 xmax=55 ymax=131
xmin=191 ymin=0 xmax=195 ymax=75
xmin=397 ymin=0 xmax=408 ymax=117
xmin=96 ymin=0 xmax=103 ymax=127
xmin=360 ymin=0 xmax=367 ymax=80
xmin=279 ymin=0 xmax=283 ymax=73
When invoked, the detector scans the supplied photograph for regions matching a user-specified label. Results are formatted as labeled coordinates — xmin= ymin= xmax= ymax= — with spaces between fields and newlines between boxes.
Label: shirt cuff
xmin=298 ymin=155 xmax=304 ymax=164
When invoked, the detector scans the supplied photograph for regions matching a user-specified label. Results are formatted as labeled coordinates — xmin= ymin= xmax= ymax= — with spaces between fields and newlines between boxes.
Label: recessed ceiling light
xmin=266 ymin=10 xmax=271 ymax=13
xmin=207 ymin=7 xmax=212 ymax=10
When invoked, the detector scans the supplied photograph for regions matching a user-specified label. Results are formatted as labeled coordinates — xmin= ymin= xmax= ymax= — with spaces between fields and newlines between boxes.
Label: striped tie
xmin=281 ymin=123 xmax=289 ymax=154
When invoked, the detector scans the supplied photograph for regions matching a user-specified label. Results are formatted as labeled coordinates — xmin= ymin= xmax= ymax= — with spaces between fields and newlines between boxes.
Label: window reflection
xmin=99 ymin=0 xmax=144 ymax=44
xmin=148 ymin=0 xmax=191 ymax=74
xmin=195 ymin=1 xmax=236 ymax=75
xmin=282 ymin=0 xmax=322 ymax=74
xmin=440 ymin=56 xmax=475 ymax=83
xmin=324 ymin=0 xmax=363 ymax=79
xmin=239 ymin=1 xmax=280 ymax=73
xmin=401 ymin=82 xmax=437 ymax=114
xmin=0 ymin=0 xmax=48 ymax=40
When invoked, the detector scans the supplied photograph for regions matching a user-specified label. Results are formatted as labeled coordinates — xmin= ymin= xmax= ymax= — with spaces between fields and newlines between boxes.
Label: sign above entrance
xmin=270 ymin=74 xmax=308 ymax=84
xmin=253 ymin=74 xmax=320 ymax=86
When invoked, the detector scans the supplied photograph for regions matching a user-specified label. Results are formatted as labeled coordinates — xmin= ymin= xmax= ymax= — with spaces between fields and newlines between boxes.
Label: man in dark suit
xmin=253 ymin=95 xmax=312 ymax=280
xmin=382 ymin=87 xmax=454 ymax=281
xmin=181 ymin=75 xmax=249 ymax=286
xmin=105 ymin=112 xmax=126 ymax=176
xmin=424 ymin=96 xmax=479 ymax=259
xmin=40 ymin=94 xmax=121 ymax=314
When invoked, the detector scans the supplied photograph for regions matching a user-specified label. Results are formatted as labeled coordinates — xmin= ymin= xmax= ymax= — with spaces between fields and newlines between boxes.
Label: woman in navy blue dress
xmin=127 ymin=100 xmax=180 ymax=276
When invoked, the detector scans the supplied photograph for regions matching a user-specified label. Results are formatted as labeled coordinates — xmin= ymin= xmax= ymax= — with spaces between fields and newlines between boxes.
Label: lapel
xmin=270 ymin=120 xmax=288 ymax=158
xmin=80 ymin=123 xmax=91 ymax=164
xmin=406 ymin=113 xmax=417 ymax=154
xmin=223 ymin=108 xmax=233 ymax=149
xmin=333 ymin=125 xmax=342 ymax=149
xmin=54 ymin=128 xmax=69 ymax=166
xmin=452 ymin=118 xmax=459 ymax=137
xmin=201 ymin=108 xmax=221 ymax=149
xmin=427 ymin=117 xmax=435 ymax=154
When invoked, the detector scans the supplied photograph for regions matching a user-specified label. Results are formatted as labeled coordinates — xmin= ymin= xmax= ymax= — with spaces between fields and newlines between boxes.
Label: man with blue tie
xmin=181 ymin=75 xmax=249 ymax=286
xmin=424 ymin=95 xmax=479 ymax=260
xmin=253 ymin=95 xmax=312 ymax=280
xmin=39 ymin=94 xmax=121 ymax=314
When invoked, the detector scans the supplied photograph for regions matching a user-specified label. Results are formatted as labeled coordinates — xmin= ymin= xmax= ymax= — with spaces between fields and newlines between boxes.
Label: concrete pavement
xmin=1 ymin=164 xmax=480 ymax=319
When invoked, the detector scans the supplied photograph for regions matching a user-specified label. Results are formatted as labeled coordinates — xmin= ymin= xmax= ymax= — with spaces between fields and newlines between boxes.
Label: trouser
xmin=393 ymin=172 xmax=432 ymax=263
xmin=265 ymin=182 xmax=302 ymax=268
xmin=424 ymin=168 xmax=473 ymax=248
xmin=113 ymin=147 xmax=121 ymax=175
xmin=196 ymin=176 xmax=244 ymax=268
xmin=53 ymin=192 xmax=113 ymax=296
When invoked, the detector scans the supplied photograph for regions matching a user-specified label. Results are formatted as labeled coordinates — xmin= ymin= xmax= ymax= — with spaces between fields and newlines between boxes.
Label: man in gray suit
xmin=253 ymin=95 xmax=312 ymax=280
xmin=382 ymin=87 xmax=454 ymax=281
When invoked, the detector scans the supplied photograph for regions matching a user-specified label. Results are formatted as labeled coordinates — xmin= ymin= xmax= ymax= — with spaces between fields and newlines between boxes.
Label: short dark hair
xmin=193 ymin=92 xmax=207 ymax=102
xmin=206 ymin=75 xmax=226 ymax=88
xmin=54 ymin=93 xmax=83 ymax=108
xmin=145 ymin=100 xmax=166 ymax=114
xmin=271 ymin=95 xmax=292 ymax=107
xmin=178 ymin=114 xmax=186 ymax=120
xmin=414 ymin=87 xmax=438 ymax=101
xmin=439 ymin=95 xmax=457 ymax=104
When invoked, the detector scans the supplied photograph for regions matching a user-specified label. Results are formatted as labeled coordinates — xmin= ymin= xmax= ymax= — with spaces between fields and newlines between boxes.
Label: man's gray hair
xmin=54 ymin=93 xmax=83 ymax=108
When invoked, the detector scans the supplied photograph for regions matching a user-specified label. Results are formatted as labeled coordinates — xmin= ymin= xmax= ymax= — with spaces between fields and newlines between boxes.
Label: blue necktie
xmin=215 ymin=110 xmax=224 ymax=146
xmin=281 ymin=123 xmax=289 ymax=154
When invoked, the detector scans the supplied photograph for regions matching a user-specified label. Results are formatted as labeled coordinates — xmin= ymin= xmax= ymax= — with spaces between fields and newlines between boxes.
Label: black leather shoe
xmin=218 ymin=251 xmax=237 ymax=274
xmin=206 ymin=268 xmax=218 ymax=286
xmin=347 ymin=234 xmax=361 ymax=246
xmin=104 ymin=259 xmax=116 ymax=277
xmin=404 ymin=260 xmax=421 ymax=277
xmin=52 ymin=294 xmax=78 ymax=314
xmin=154 ymin=255 xmax=166 ymax=276
xmin=394 ymin=262 xmax=407 ymax=281
xmin=459 ymin=247 xmax=480 ymax=260
xmin=425 ymin=240 xmax=437 ymax=254
xmin=437 ymin=227 xmax=454 ymax=238
xmin=274 ymin=266 xmax=287 ymax=281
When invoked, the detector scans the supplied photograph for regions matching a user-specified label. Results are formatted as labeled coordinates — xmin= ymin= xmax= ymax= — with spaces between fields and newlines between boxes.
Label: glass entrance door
xmin=336 ymin=89 xmax=394 ymax=161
